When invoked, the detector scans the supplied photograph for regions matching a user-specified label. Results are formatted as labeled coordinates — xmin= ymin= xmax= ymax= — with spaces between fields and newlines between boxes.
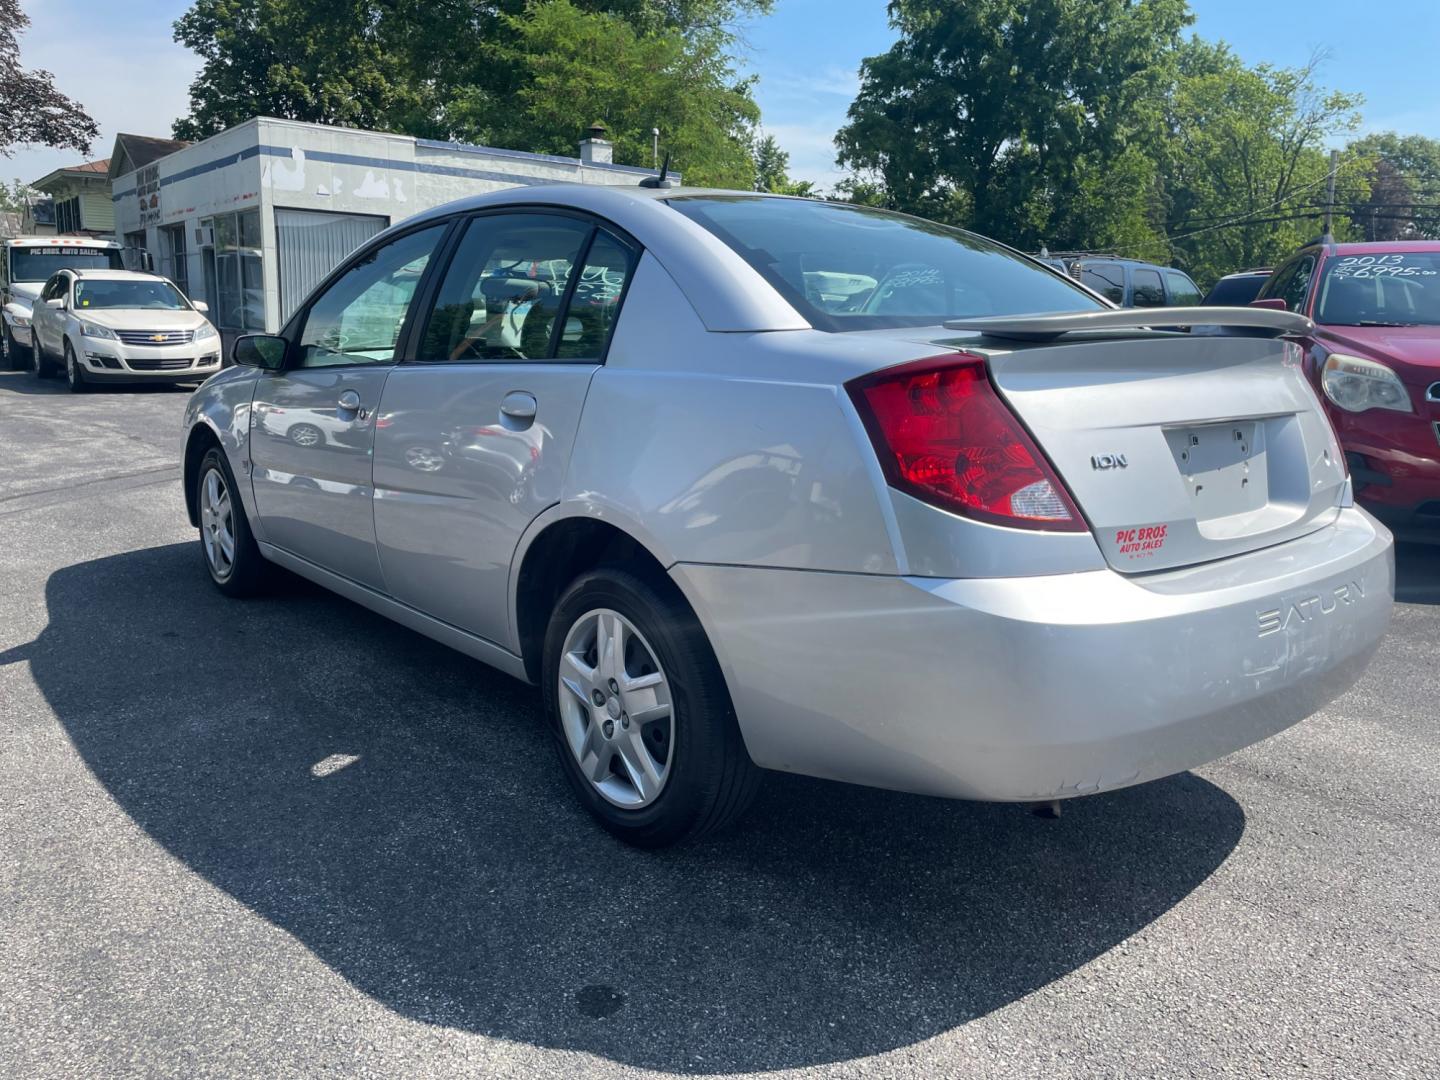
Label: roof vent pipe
xmin=579 ymin=121 xmax=612 ymax=166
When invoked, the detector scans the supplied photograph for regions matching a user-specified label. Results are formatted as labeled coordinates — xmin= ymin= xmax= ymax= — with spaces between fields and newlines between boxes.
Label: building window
xmin=274 ymin=208 xmax=386 ymax=324
xmin=160 ymin=224 xmax=189 ymax=299
xmin=123 ymin=230 xmax=148 ymax=271
xmin=55 ymin=196 xmax=81 ymax=233
xmin=203 ymin=209 xmax=263 ymax=332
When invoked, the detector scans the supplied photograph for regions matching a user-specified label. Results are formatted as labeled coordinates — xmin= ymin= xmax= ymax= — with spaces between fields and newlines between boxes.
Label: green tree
xmin=0 ymin=179 xmax=39 ymax=214
xmin=751 ymin=133 xmax=815 ymax=196
xmin=0 ymin=0 xmax=98 ymax=157
xmin=1163 ymin=43 xmax=1365 ymax=283
xmin=171 ymin=0 xmax=434 ymax=140
xmin=1345 ymin=132 xmax=1440 ymax=240
xmin=835 ymin=0 xmax=1190 ymax=252
xmin=171 ymin=0 xmax=771 ymax=188
xmin=495 ymin=0 xmax=761 ymax=188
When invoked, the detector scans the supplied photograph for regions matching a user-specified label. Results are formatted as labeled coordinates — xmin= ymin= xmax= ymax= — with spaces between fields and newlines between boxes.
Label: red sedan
xmin=1257 ymin=241 xmax=1440 ymax=534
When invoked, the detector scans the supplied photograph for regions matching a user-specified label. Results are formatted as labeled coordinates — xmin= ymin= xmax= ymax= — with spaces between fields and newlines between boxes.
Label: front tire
xmin=64 ymin=341 xmax=88 ymax=393
xmin=542 ymin=568 xmax=760 ymax=847
xmin=2 ymin=323 xmax=28 ymax=370
xmin=31 ymin=336 xmax=55 ymax=379
xmin=196 ymin=446 xmax=267 ymax=596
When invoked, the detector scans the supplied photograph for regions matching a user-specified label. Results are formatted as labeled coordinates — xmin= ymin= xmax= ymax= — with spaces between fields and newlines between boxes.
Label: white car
xmin=1 ymin=236 xmax=126 ymax=369
xmin=29 ymin=269 xmax=221 ymax=391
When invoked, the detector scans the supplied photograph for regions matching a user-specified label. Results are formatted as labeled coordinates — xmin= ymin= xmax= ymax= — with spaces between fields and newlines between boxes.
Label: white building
xmin=109 ymin=117 xmax=659 ymax=339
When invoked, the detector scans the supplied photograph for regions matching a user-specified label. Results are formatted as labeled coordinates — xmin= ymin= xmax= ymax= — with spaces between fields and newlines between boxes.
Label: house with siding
xmin=28 ymin=160 xmax=114 ymax=236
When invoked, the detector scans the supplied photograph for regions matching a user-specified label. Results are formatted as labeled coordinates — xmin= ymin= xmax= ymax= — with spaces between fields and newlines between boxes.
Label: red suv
xmin=1258 ymin=241 xmax=1440 ymax=533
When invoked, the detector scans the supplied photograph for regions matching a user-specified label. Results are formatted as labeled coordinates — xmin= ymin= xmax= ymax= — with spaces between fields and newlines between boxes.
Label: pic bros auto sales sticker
xmin=1115 ymin=523 xmax=1168 ymax=560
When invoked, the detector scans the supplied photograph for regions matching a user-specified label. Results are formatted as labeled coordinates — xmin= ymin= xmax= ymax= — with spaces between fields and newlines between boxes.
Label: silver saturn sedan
xmin=180 ymin=185 xmax=1394 ymax=846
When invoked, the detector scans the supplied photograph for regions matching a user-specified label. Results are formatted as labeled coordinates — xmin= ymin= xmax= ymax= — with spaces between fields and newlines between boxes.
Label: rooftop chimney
xmin=579 ymin=121 xmax=612 ymax=166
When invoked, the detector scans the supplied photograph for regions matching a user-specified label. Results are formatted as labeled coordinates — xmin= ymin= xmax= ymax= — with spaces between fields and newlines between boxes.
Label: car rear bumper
xmin=672 ymin=507 xmax=1394 ymax=802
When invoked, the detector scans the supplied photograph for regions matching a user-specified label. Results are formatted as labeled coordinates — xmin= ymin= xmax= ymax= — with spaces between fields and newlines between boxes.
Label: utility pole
xmin=652 ymin=128 xmax=660 ymax=170
xmin=1323 ymin=148 xmax=1339 ymax=243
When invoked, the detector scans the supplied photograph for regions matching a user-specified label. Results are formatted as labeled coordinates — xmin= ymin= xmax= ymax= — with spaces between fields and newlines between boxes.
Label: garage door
xmin=275 ymin=209 xmax=387 ymax=323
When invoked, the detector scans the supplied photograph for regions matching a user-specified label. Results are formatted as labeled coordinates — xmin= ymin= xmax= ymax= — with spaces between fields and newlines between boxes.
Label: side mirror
xmin=191 ymin=299 xmax=209 ymax=314
xmin=233 ymin=334 xmax=288 ymax=371
xmin=1249 ymin=298 xmax=1288 ymax=311
xmin=45 ymin=298 xmax=64 ymax=309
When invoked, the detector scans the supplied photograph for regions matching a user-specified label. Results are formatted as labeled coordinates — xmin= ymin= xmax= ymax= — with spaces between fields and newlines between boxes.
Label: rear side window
xmin=1080 ymin=263 xmax=1126 ymax=303
xmin=418 ymin=213 xmax=633 ymax=362
xmin=670 ymin=197 xmax=1101 ymax=331
xmin=1165 ymin=271 xmax=1202 ymax=306
xmin=1131 ymin=268 xmax=1165 ymax=307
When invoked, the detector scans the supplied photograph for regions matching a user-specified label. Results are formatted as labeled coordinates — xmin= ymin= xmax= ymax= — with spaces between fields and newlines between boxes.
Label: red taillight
xmin=847 ymin=352 xmax=1088 ymax=532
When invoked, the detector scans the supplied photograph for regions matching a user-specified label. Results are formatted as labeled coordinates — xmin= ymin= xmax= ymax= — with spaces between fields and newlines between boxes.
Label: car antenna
xmin=639 ymin=151 xmax=673 ymax=189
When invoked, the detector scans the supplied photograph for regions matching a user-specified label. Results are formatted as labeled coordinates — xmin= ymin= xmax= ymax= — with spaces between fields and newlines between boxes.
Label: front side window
xmin=1080 ymin=263 xmax=1126 ymax=303
xmin=1131 ymin=268 xmax=1165 ymax=307
xmin=1165 ymin=271 xmax=1203 ymax=306
xmin=1315 ymin=252 xmax=1440 ymax=326
xmin=419 ymin=213 xmax=600 ymax=362
xmin=296 ymin=224 xmax=446 ymax=368
xmin=74 ymin=279 xmax=189 ymax=310
xmin=1279 ymin=256 xmax=1315 ymax=313
xmin=41 ymin=274 xmax=67 ymax=302
xmin=670 ymin=196 xmax=1101 ymax=331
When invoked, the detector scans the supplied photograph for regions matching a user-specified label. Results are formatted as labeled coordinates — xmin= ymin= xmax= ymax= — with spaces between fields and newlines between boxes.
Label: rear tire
xmin=542 ymin=568 xmax=761 ymax=847
xmin=196 ymin=446 xmax=268 ymax=597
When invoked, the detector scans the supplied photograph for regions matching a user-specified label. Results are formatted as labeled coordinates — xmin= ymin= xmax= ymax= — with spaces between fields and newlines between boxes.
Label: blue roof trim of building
xmin=414 ymin=137 xmax=659 ymax=176
xmin=263 ymin=145 xmax=561 ymax=188
xmin=111 ymin=144 xmax=262 ymax=201
xmin=112 ymin=138 xmax=660 ymax=204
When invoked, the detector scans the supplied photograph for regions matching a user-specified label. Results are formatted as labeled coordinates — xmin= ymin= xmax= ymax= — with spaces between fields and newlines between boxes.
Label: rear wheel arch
xmin=183 ymin=423 xmax=223 ymax=527
xmin=513 ymin=516 xmax=683 ymax=685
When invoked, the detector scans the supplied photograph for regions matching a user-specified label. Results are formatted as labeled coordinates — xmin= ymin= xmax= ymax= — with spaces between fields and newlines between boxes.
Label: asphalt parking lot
xmin=1 ymin=371 xmax=1437 ymax=1079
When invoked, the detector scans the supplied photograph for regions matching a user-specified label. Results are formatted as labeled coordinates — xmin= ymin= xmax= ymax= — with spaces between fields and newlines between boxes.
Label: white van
xmin=1 ymin=237 xmax=126 ymax=369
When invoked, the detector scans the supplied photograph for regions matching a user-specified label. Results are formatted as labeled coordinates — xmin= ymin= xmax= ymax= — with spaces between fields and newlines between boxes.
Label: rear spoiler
xmin=943 ymin=306 xmax=1314 ymax=342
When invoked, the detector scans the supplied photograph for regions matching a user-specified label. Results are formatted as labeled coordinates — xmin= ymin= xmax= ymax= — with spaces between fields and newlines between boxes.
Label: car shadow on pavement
xmin=14 ymin=543 xmax=1246 ymax=1073
xmin=0 ymin=371 xmax=196 ymax=396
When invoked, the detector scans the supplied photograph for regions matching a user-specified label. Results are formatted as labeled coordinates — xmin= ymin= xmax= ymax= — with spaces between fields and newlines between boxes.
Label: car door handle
xmin=337 ymin=389 xmax=362 ymax=414
xmin=500 ymin=391 xmax=537 ymax=425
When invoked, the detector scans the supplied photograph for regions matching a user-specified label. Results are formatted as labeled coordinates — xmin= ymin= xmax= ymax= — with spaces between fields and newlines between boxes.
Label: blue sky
xmin=8 ymin=0 xmax=1440 ymax=192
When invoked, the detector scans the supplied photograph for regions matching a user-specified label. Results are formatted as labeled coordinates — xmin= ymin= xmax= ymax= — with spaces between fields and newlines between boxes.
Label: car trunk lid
xmin=917 ymin=324 xmax=1348 ymax=573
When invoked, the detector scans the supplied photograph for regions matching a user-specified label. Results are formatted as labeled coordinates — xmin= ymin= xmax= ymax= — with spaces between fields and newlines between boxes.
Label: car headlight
xmin=79 ymin=321 xmax=117 ymax=340
xmin=8 ymin=312 xmax=30 ymax=328
xmin=193 ymin=322 xmax=218 ymax=342
xmin=1320 ymin=353 xmax=1414 ymax=414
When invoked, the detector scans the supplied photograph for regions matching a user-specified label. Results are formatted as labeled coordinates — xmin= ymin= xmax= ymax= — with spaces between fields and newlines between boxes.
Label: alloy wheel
xmin=199 ymin=467 xmax=236 ymax=580
xmin=557 ymin=608 xmax=675 ymax=808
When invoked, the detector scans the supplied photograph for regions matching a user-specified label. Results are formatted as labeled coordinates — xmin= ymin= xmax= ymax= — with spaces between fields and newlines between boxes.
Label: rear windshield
xmin=73 ymin=279 xmax=189 ymax=310
xmin=9 ymin=246 xmax=124 ymax=282
xmin=669 ymin=197 xmax=1102 ymax=331
xmin=1203 ymin=275 xmax=1267 ymax=306
xmin=1315 ymin=252 xmax=1440 ymax=326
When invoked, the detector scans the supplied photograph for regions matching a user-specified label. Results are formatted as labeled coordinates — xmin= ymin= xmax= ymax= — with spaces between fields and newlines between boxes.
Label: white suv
xmin=29 ymin=269 xmax=221 ymax=391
